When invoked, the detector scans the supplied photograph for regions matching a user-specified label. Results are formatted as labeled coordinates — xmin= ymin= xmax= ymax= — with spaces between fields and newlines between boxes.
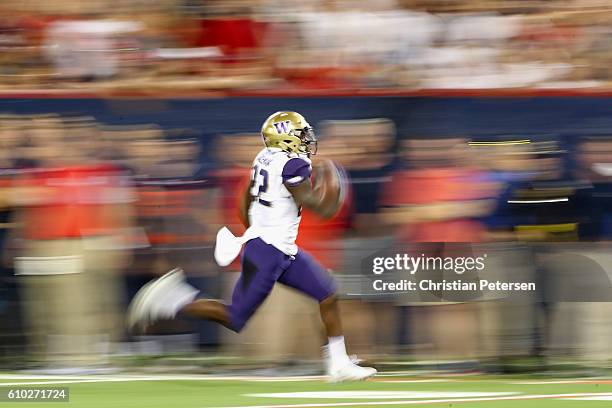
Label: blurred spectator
xmin=576 ymin=137 xmax=612 ymax=240
xmin=45 ymin=19 xmax=142 ymax=81
xmin=379 ymin=137 xmax=499 ymax=357
xmin=11 ymin=116 xmax=133 ymax=369
xmin=1 ymin=1 xmax=612 ymax=90
xmin=214 ymin=133 xmax=261 ymax=243
xmin=382 ymin=138 xmax=496 ymax=242
xmin=127 ymin=135 xmax=221 ymax=343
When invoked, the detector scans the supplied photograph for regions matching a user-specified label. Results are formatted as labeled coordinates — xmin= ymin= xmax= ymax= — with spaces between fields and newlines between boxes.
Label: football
xmin=311 ymin=158 xmax=348 ymax=219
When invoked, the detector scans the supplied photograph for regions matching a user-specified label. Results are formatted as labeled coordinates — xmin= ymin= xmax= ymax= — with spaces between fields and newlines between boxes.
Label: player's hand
xmin=312 ymin=158 xmax=338 ymax=191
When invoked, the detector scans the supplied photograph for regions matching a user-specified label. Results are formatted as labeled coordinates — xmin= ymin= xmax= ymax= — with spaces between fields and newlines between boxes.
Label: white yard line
xmin=374 ymin=380 xmax=454 ymax=383
xmin=510 ymin=379 xmax=611 ymax=385
xmin=211 ymin=393 xmax=612 ymax=408
xmin=248 ymin=392 xmax=516 ymax=400
xmin=561 ymin=396 xmax=612 ymax=401
xmin=0 ymin=378 xmax=154 ymax=386
xmin=0 ymin=375 xmax=108 ymax=380
xmin=0 ymin=373 xmax=609 ymax=386
xmin=0 ymin=374 xmax=324 ymax=385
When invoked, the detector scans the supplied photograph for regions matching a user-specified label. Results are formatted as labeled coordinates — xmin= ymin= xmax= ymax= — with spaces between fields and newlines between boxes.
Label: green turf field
xmin=1 ymin=374 xmax=612 ymax=407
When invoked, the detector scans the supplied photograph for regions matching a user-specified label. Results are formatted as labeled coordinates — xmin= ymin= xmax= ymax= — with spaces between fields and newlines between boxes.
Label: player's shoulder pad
xmin=282 ymin=157 xmax=311 ymax=187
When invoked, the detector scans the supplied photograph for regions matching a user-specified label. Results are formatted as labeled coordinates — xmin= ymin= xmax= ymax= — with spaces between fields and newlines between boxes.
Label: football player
xmin=128 ymin=111 xmax=376 ymax=382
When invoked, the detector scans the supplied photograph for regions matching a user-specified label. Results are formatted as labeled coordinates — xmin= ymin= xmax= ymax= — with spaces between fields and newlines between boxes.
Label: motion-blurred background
xmin=0 ymin=0 xmax=612 ymax=375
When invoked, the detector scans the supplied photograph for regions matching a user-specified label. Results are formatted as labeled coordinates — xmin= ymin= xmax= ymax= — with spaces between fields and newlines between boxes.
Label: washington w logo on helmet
xmin=273 ymin=120 xmax=291 ymax=134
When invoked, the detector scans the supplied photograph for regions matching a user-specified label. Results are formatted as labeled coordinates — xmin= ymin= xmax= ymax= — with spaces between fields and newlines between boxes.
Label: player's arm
xmin=238 ymin=180 xmax=254 ymax=228
xmin=285 ymin=158 xmax=336 ymax=219
xmin=286 ymin=181 xmax=335 ymax=218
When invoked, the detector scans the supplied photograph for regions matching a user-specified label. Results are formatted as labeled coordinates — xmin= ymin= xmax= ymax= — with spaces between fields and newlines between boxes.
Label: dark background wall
xmin=2 ymin=95 xmax=611 ymax=142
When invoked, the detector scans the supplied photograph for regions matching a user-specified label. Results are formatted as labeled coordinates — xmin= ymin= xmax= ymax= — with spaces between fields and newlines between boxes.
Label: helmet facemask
xmin=296 ymin=126 xmax=317 ymax=156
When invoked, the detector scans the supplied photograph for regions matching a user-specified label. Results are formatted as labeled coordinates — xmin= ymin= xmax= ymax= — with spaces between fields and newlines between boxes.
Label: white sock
xmin=327 ymin=336 xmax=351 ymax=368
xmin=321 ymin=344 xmax=331 ymax=373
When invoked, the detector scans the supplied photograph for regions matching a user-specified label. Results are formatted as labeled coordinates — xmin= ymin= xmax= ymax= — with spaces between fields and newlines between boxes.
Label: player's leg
xmin=319 ymin=294 xmax=343 ymax=337
xmin=128 ymin=238 xmax=289 ymax=333
xmin=126 ymin=269 xmax=235 ymax=331
xmin=278 ymin=249 xmax=376 ymax=381
xmin=220 ymin=238 xmax=291 ymax=332
xmin=180 ymin=238 xmax=288 ymax=332
xmin=180 ymin=299 xmax=231 ymax=329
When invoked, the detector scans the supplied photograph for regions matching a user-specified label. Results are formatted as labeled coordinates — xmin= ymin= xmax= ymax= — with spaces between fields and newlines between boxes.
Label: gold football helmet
xmin=261 ymin=111 xmax=317 ymax=156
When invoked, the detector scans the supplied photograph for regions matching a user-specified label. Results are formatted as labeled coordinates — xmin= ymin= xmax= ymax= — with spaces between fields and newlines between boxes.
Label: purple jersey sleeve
xmin=282 ymin=158 xmax=311 ymax=187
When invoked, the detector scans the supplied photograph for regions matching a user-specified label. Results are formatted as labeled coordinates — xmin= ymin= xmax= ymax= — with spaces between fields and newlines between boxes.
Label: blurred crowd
xmin=3 ymin=0 xmax=612 ymax=91
xmin=0 ymin=111 xmax=611 ymax=371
